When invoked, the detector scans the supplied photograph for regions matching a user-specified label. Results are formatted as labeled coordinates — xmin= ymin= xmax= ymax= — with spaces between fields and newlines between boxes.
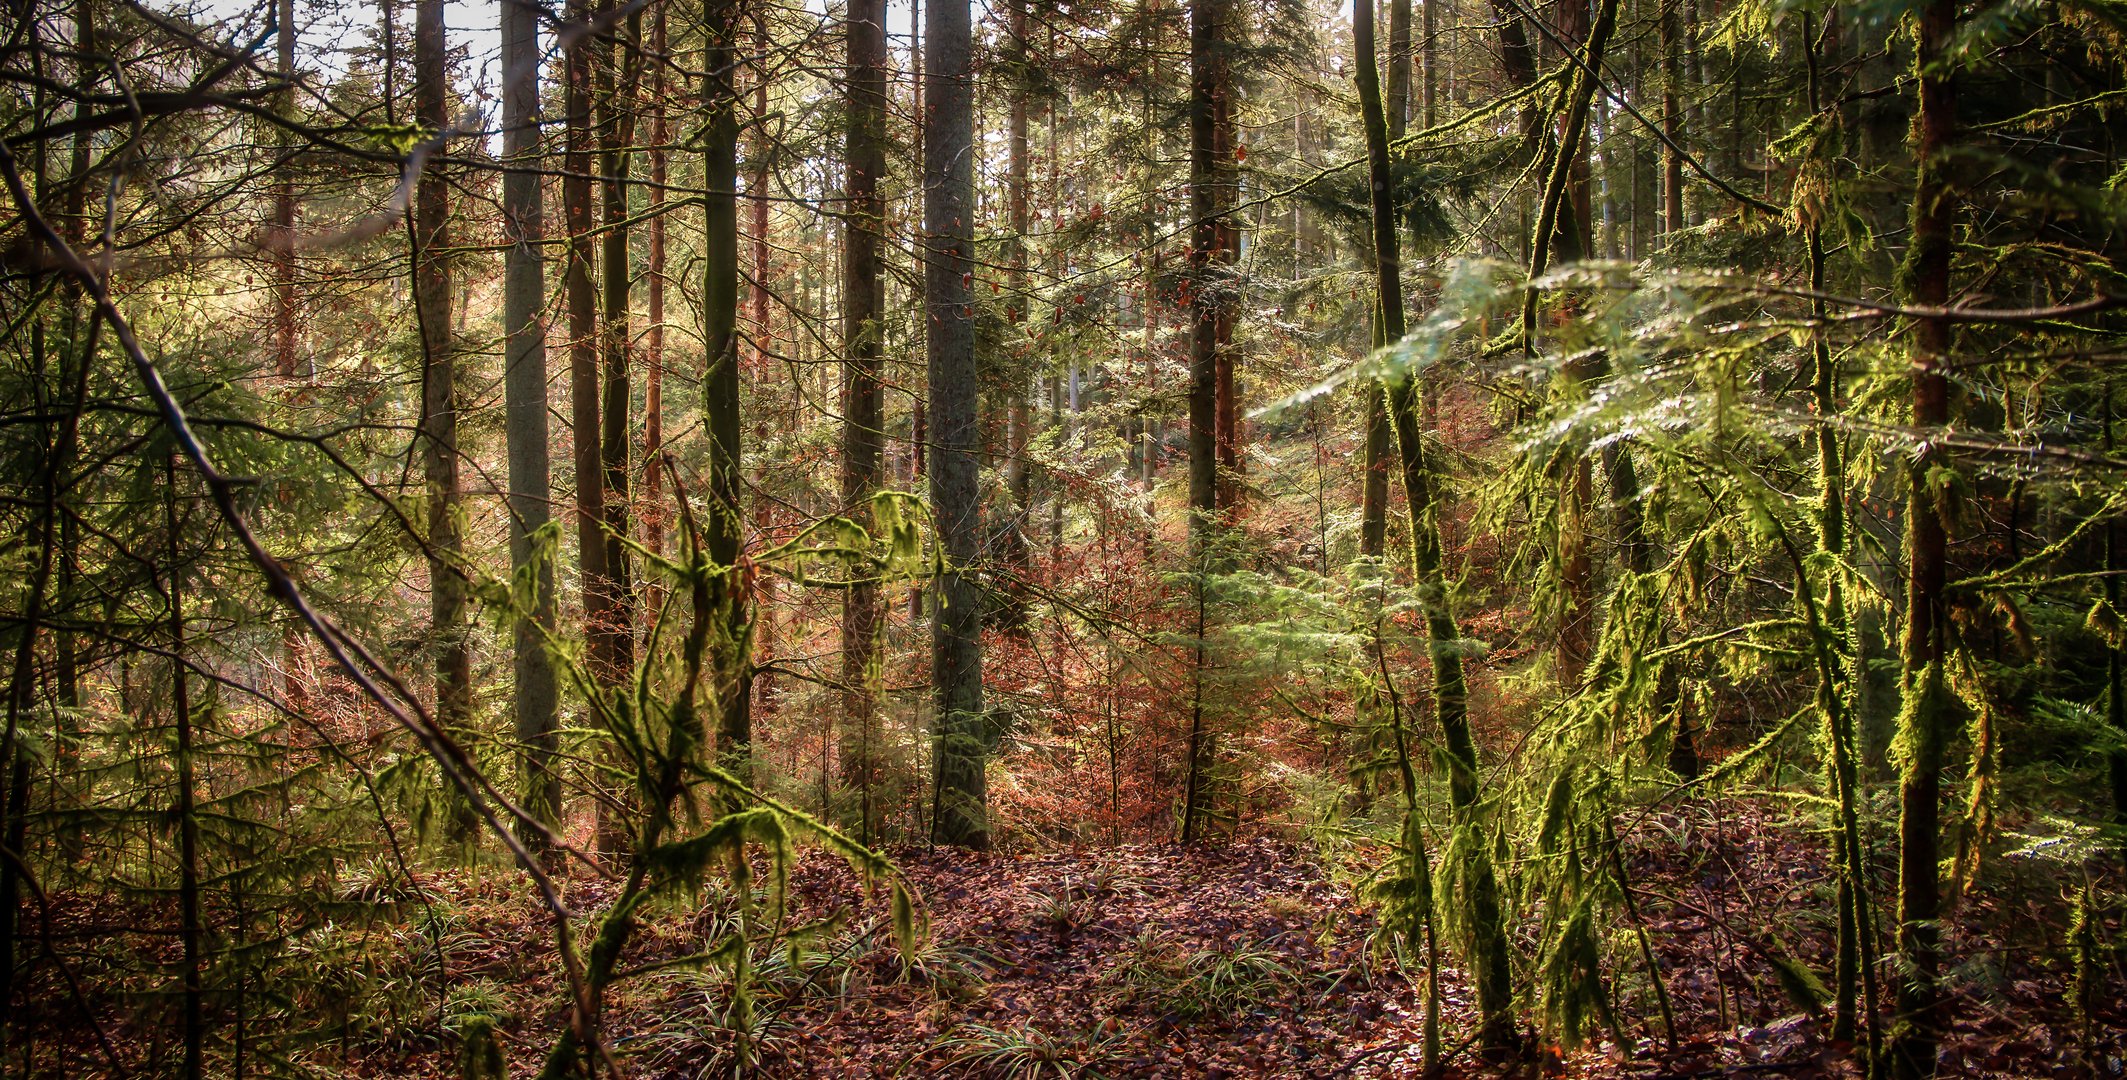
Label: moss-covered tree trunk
xmin=1891 ymin=2 xmax=1958 ymax=1075
xmin=1355 ymin=0 xmax=1515 ymax=1051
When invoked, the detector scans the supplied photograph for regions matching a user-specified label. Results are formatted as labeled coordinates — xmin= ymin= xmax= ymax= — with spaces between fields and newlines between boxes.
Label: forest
xmin=0 ymin=0 xmax=2123 ymax=1074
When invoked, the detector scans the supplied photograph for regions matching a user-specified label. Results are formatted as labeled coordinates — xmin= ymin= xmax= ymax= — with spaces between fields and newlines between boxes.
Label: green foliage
xmin=933 ymin=1020 xmax=1124 ymax=1079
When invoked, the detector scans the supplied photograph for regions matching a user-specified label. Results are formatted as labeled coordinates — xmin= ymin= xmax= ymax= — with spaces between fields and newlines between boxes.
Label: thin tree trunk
xmin=704 ymin=0 xmax=754 ymax=770
xmin=413 ymin=0 xmax=472 ymax=842
xmin=1891 ymin=3 xmax=1958 ymax=1075
xmin=1186 ymin=0 xmax=1226 ymax=535
xmin=598 ymin=0 xmax=643 ymax=676
xmin=503 ymin=0 xmax=562 ymax=848
xmin=566 ymin=0 xmax=611 ymax=688
xmin=1801 ymin=12 xmax=1875 ymax=1056
xmin=273 ymin=0 xmax=298 ymax=381
xmin=841 ymin=0 xmax=888 ymax=842
xmin=1355 ymin=0 xmax=1516 ymax=1049
xmin=999 ymin=0 xmax=1034 ymax=633
xmin=1181 ymin=0 xmax=1232 ymax=843
xmin=2106 ymin=379 xmax=2127 ymax=852
xmin=166 ymin=455 xmax=205 ymax=1080
xmin=1360 ymin=0 xmax=1414 ymax=561
xmin=749 ymin=12 xmax=779 ymax=722
xmin=926 ymin=0 xmax=987 ymax=848
xmin=1660 ymin=0 xmax=1683 ymax=238
xmin=643 ymin=4 xmax=669 ymax=613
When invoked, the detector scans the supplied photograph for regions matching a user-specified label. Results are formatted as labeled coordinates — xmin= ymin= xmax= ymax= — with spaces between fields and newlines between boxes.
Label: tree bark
xmin=1891 ymin=3 xmax=1958 ymax=1076
xmin=841 ymin=0 xmax=888 ymax=841
xmin=926 ymin=0 xmax=988 ymax=848
xmin=643 ymin=3 xmax=669 ymax=608
xmin=1355 ymin=0 xmax=1515 ymax=1048
xmin=566 ymin=0 xmax=613 ymax=690
xmin=1186 ymin=0 xmax=1228 ymax=535
xmin=503 ymin=0 xmax=562 ymax=848
xmin=413 ymin=0 xmax=472 ymax=842
xmin=598 ymin=0 xmax=643 ymax=675
xmin=705 ymin=0 xmax=754 ymax=770
xmin=998 ymin=0 xmax=1034 ymax=633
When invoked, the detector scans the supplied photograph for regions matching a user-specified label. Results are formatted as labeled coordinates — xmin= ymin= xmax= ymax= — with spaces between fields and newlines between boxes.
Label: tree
xmin=927 ymin=0 xmax=987 ymax=848
xmin=1353 ymin=0 xmax=1514 ymax=1049
xmin=412 ymin=0 xmax=472 ymax=841
xmin=502 ymin=0 xmax=562 ymax=846
xmin=1890 ymin=2 xmax=1959 ymax=1075
xmin=841 ymin=0 xmax=889 ymax=840
xmin=597 ymin=0 xmax=644 ymax=672
xmin=704 ymin=0 xmax=754 ymax=766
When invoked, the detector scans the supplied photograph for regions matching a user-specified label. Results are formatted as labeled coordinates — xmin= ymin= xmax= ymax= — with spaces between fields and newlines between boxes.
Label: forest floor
xmin=23 ymin=798 xmax=2120 ymax=1077
xmin=303 ymin=796 xmax=2122 ymax=1079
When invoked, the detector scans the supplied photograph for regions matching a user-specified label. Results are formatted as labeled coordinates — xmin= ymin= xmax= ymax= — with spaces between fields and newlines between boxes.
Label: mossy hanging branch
xmin=533 ymin=468 xmax=928 ymax=1080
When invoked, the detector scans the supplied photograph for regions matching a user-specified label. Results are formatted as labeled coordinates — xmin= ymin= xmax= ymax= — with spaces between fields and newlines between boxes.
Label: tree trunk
xmin=598 ymin=0 xmax=643 ymax=676
xmin=704 ymin=0 xmax=754 ymax=770
xmin=998 ymin=0 xmax=1034 ymax=633
xmin=1355 ymin=0 xmax=1516 ymax=1049
xmin=926 ymin=0 xmax=988 ymax=848
xmin=643 ymin=4 xmax=669 ymax=610
xmin=503 ymin=0 xmax=561 ymax=848
xmin=1186 ymin=0 xmax=1227 ymax=535
xmin=566 ymin=0 xmax=611 ymax=688
xmin=1359 ymin=0 xmax=1413 ymax=561
xmin=273 ymin=0 xmax=298 ymax=381
xmin=413 ymin=0 xmax=472 ymax=842
xmin=166 ymin=458 xmax=205 ymax=1080
xmin=841 ymin=0 xmax=888 ymax=842
xmin=1891 ymin=3 xmax=1958 ymax=1075
xmin=749 ymin=12 xmax=779 ymax=723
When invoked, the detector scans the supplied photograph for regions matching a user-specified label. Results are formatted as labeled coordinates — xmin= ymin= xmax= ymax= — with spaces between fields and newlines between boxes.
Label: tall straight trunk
xmin=166 ymin=459 xmax=205 ymax=1080
xmin=1181 ymin=0 xmax=1232 ymax=844
xmin=1185 ymin=0 xmax=1227 ymax=534
xmin=413 ymin=0 xmax=472 ymax=841
xmin=1211 ymin=79 xmax=1240 ymax=513
xmin=1524 ymin=0 xmax=1615 ymax=688
xmin=1420 ymin=0 xmax=1436 ymax=128
xmin=704 ymin=0 xmax=754 ymax=768
xmin=906 ymin=0 xmax=927 ymax=625
xmin=841 ymin=0 xmax=888 ymax=842
xmin=503 ymin=0 xmax=561 ymax=845
xmin=643 ymin=5 xmax=669 ymax=603
xmin=1891 ymin=2 xmax=1958 ymax=1076
xmin=1355 ymin=0 xmax=1514 ymax=1048
xmin=2107 ymin=381 xmax=2127 ymax=847
xmin=1802 ymin=12 xmax=1875 ymax=1055
xmin=926 ymin=0 xmax=988 ymax=848
xmin=566 ymin=0 xmax=612 ymax=684
xmin=598 ymin=0 xmax=643 ymax=674
xmin=998 ymin=0 xmax=1033 ymax=632
xmin=56 ymin=0 xmax=95 ymax=868
xmin=749 ymin=12 xmax=779 ymax=721
xmin=1359 ymin=0 xmax=1414 ymax=560
xmin=273 ymin=0 xmax=298 ymax=380
xmin=1659 ymin=0 xmax=1683 ymax=237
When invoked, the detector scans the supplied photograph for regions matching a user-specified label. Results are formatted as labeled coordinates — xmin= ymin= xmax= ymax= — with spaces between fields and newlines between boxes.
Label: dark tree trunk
xmin=503 ymin=0 xmax=561 ymax=846
xmin=998 ymin=0 xmax=1033 ymax=633
xmin=704 ymin=0 xmax=754 ymax=770
xmin=413 ymin=0 xmax=472 ymax=841
xmin=598 ymin=0 xmax=643 ymax=675
xmin=926 ymin=0 xmax=988 ymax=848
xmin=842 ymin=0 xmax=888 ymax=841
xmin=1355 ymin=0 xmax=1515 ymax=1049
xmin=1891 ymin=4 xmax=1958 ymax=1077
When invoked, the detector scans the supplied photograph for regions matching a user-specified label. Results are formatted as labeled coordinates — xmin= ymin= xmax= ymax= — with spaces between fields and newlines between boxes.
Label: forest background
xmin=0 ymin=0 xmax=2124 ymax=1074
